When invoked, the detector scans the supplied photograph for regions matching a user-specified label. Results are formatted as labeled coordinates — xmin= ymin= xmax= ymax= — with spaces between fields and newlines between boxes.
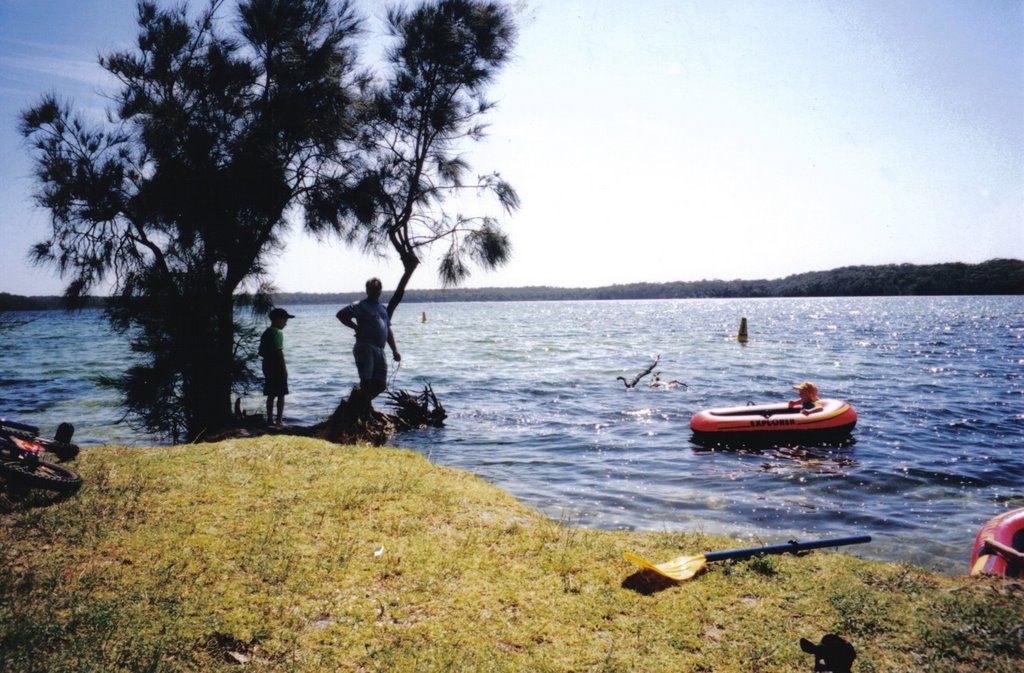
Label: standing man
xmin=259 ymin=307 xmax=294 ymax=427
xmin=336 ymin=278 xmax=401 ymax=402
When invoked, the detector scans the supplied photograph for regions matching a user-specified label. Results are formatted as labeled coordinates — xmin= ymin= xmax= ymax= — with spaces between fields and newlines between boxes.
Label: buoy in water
xmin=737 ymin=317 xmax=749 ymax=342
xmin=420 ymin=311 xmax=427 ymax=323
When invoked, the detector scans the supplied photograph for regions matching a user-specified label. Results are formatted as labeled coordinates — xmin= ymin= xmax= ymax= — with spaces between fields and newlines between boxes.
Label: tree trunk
xmin=183 ymin=291 xmax=236 ymax=440
xmin=387 ymin=253 xmax=419 ymax=318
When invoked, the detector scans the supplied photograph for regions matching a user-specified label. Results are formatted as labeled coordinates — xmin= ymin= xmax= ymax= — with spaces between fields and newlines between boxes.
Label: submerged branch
xmin=617 ymin=356 xmax=660 ymax=389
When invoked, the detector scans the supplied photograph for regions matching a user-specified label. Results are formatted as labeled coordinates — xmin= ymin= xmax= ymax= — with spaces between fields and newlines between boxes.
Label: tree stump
xmin=314 ymin=387 xmax=395 ymax=446
xmin=310 ymin=384 xmax=445 ymax=446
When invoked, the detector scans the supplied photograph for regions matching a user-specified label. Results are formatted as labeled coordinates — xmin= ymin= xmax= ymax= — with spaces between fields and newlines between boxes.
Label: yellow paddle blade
xmin=624 ymin=551 xmax=708 ymax=581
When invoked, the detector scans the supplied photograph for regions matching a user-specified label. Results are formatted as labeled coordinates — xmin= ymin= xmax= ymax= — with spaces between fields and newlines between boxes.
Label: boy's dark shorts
xmin=263 ymin=362 xmax=289 ymax=396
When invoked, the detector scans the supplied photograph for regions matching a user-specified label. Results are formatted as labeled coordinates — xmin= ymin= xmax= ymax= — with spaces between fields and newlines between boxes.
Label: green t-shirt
xmin=259 ymin=327 xmax=284 ymax=360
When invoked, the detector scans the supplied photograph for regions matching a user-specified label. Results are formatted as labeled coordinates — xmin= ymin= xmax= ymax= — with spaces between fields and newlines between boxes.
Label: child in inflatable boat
xmin=788 ymin=381 xmax=824 ymax=415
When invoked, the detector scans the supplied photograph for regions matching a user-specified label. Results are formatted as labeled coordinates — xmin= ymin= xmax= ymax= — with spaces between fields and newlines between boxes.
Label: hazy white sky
xmin=1 ymin=0 xmax=1022 ymax=297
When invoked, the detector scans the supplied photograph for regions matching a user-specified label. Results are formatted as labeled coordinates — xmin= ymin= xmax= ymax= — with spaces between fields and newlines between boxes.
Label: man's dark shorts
xmin=263 ymin=361 xmax=289 ymax=396
xmin=353 ymin=341 xmax=387 ymax=386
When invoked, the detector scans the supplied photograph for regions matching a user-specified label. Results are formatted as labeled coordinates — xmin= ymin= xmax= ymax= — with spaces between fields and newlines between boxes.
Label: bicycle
xmin=0 ymin=418 xmax=82 ymax=494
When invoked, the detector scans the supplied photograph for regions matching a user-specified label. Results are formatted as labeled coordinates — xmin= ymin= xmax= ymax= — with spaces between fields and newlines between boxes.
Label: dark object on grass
xmin=800 ymin=633 xmax=856 ymax=673
xmin=0 ymin=418 xmax=82 ymax=493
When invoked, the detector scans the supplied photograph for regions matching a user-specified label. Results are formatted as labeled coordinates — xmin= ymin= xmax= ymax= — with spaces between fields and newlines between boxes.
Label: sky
xmin=1 ymin=0 xmax=1022 ymax=297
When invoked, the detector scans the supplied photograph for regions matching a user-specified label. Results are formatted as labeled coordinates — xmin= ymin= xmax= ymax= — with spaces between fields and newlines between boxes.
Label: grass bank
xmin=1 ymin=437 xmax=1020 ymax=672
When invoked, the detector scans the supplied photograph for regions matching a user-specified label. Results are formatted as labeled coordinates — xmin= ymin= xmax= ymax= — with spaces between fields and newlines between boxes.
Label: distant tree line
xmin=282 ymin=258 xmax=1024 ymax=302
xmin=5 ymin=259 xmax=1020 ymax=312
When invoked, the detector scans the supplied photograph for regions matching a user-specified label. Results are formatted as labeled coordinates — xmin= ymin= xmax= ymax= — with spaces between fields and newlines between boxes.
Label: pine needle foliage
xmin=19 ymin=0 xmax=367 ymax=441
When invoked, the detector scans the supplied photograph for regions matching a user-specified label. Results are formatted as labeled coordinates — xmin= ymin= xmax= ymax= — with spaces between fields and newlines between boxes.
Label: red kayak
xmin=969 ymin=508 xmax=1024 ymax=578
xmin=690 ymin=399 xmax=857 ymax=443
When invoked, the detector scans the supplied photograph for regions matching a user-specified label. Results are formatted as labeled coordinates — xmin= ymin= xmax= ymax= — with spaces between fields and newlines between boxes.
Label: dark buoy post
xmin=737 ymin=317 xmax=749 ymax=343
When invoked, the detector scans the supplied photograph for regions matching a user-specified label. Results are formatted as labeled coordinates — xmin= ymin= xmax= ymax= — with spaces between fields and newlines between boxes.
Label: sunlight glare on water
xmin=1 ymin=296 xmax=1021 ymax=573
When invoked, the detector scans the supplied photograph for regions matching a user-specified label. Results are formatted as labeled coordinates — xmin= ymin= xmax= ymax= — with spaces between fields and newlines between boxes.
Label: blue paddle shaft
xmin=0 ymin=419 xmax=39 ymax=434
xmin=703 ymin=535 xmax=871 ymax=563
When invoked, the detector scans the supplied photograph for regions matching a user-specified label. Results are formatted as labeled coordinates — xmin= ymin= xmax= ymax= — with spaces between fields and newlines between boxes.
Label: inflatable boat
xmin=690 ymin=399 xmax=857 ymax=444
xmin=970 ymin=508 xmax=1024 ymax=578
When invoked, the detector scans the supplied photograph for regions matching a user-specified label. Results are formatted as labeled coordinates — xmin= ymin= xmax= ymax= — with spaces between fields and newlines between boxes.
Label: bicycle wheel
xmin=0 ymin=459 xmax=82 ymax=493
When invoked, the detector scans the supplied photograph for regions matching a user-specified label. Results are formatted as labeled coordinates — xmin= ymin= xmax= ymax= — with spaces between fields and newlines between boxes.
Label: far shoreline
xmin=2 ymin=258 xmax=1023 ymax=311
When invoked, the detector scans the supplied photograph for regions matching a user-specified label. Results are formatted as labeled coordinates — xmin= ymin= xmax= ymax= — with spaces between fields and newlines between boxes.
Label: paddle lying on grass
xmin=625 ymin=535 xmax=872 ymax=582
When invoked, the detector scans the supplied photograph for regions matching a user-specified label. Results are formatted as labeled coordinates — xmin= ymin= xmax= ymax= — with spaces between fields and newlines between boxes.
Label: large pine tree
xmin=21 ymin=0 xmax=366 ymax=441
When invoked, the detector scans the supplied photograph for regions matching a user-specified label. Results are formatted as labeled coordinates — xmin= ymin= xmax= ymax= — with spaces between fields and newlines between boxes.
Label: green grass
xmin=1 ymin=437 xmax=1020 ymax=672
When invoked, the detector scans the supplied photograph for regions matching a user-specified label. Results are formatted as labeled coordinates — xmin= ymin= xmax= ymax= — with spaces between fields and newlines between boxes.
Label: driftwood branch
xmin=648 ymin=372 xmax=687 ymax=389
xmin=386 ymin=384 xmax=447 ymax=430
xmin=617 ymin=356 xmax=660 ymax=389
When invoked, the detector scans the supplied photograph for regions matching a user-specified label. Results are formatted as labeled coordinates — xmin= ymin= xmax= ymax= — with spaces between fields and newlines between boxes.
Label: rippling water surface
xmin=2 ymin=296 xmax=1021 ymax=573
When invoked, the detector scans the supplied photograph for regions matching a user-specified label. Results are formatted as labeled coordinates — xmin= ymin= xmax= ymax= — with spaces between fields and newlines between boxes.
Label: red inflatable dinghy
xmin=690 ymin=399 xmax=857 ymax=443
xmin=970 ymin=508 xmax=1024 ymax=578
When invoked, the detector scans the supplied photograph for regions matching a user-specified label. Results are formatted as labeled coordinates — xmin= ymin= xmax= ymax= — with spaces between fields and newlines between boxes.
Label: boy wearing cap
xmin=260 ymin=308 xmax=294 ymax=427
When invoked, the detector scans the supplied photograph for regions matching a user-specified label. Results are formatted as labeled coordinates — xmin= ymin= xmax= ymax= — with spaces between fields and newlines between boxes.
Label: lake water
xmin=2 ymin=296 xmax=1022 ymax=574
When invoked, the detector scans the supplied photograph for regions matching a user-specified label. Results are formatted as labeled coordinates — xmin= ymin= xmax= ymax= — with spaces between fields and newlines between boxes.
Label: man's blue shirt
xmin=339 ymin=299 xmax=390 ymax=348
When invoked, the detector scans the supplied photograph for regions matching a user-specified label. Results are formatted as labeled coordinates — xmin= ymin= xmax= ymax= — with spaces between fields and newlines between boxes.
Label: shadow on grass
xmin=621 ymin=570 xmax=681 ymax=595
xmin=0 ymin=482 xmax=78 ymax=513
